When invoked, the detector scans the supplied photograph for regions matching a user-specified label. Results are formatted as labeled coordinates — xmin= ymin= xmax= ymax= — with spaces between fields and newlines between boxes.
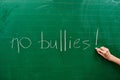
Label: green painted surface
xmin=0 ymin=0 xmax=120 ymax=80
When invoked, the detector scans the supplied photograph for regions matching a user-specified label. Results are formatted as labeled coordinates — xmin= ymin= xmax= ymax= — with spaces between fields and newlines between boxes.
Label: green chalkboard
xmin=0 ymin=0 xmax=120 ymax=80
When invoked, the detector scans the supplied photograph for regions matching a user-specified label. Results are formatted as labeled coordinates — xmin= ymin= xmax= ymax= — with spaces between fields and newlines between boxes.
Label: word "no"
xmin=10 ymin=37 xmax=32 ymax=53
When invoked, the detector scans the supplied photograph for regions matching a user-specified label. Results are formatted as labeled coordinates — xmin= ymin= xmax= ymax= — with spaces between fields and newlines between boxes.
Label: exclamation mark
xmin=95 ymin=28 xmax=99 ymax=46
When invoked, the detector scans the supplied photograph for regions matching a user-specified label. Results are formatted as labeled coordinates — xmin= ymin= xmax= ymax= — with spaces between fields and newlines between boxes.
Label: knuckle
xmin=101 ymin=46 xmax=104 ymax=48
xmin=106 ymin=48 xmax=109 ymax=51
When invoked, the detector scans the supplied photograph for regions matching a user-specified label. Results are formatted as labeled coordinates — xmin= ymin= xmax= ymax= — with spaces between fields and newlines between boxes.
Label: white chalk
xmin=95 ymin=28 xmax=99 ymax=46
xmin=95 ymin=47 xmax=98 ymax=49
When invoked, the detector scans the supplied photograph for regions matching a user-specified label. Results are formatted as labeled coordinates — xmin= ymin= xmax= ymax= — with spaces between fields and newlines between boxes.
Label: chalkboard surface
xmin=0 ymin=0 xmax=120 ymax=80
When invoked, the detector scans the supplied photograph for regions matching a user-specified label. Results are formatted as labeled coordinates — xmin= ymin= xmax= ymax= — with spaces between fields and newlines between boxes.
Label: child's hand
xmin=96 ymin=46 xmax=113 ymax=61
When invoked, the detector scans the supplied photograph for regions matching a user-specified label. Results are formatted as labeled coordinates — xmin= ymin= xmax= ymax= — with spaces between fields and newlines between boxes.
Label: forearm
xmin=110 ymin=55 xmax=120 ymax=65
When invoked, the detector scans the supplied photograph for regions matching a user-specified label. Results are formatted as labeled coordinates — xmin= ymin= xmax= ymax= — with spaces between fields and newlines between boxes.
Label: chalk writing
xmin=10 ymin=29 xmax=99 ymax=53
xmin=10 ymin=37 xmax=32 ymax=53
xmin=95 ymin=28 xmax=99 ymax=46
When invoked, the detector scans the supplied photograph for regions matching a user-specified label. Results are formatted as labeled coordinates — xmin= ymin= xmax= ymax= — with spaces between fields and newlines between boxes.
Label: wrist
xmin=109 ymin=55 xmax=120 ymax=65
xmin=108 ymin=54 xmax=116 ymax=62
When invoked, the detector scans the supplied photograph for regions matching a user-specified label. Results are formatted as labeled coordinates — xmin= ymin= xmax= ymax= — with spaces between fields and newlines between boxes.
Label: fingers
xmin=96 ymin=46 xmax=109 ymax=55
xmin=100 ymin=46 xmax=109 ymax=51
xmin=95 ymin=46 xmax=112 ymax=61
xmin=96 ymin=48 xmax=105 ymax=56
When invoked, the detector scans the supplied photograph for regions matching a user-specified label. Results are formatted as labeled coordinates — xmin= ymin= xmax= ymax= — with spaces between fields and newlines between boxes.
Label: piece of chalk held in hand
xmin=95 ymin=47 xmax=98 ymax=49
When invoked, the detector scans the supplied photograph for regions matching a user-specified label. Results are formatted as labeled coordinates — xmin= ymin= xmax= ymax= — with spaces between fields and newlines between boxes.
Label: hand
xmin=96 ymin=46 xmax=120 ymax=65
xmin=96 ymin=46 xmax=113 ymax=61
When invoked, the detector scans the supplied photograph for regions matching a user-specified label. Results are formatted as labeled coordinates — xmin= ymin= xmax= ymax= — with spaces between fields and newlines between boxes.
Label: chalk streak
xmin=95 ymin=28 xmax=99 ymax=46
xmin=60 ymin=30 xmax=62 ymax=52
xmin=64 ymin=30 xmax=66 ymax=51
